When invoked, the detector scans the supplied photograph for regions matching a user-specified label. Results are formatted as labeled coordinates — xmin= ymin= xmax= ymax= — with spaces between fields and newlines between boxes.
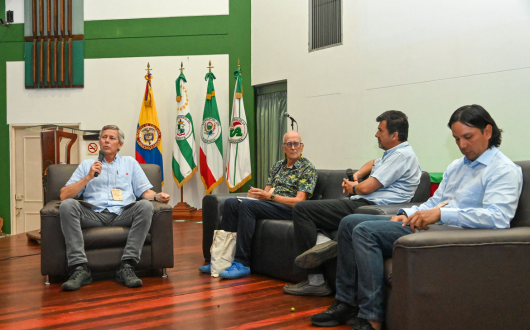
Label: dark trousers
xmin=292 ymin=198 xmax=374 ymax=274
xmin=220 ymin=198 xmax=293 ymax=267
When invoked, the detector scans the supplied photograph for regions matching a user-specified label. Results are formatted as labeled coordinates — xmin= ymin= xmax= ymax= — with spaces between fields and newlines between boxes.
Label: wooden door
xmin=13 ymin=127 xmax=79 ymax=234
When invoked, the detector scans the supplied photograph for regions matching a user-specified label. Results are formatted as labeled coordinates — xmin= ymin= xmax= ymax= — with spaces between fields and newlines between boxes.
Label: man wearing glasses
xmin=199 ymin=130 xmax=317 ymax=279
xmin=283 ymin=110 xmax=421 ymax=297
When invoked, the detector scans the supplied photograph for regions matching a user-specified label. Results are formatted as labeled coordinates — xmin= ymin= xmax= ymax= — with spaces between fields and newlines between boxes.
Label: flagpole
xmin=172 ymin=61 xmax=202 ymax=221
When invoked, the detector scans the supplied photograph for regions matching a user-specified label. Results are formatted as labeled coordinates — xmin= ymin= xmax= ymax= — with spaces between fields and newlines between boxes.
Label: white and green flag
xmin=200 ymin=72 xmax=224 ymax=194
xmin=172 ymin=72 xmax=197 ymax=188
xmin=226 ymin=68 xmax=251 ymax=191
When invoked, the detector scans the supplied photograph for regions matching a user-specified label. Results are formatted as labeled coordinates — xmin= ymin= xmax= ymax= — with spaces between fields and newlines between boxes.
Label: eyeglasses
xmin=283 ymin=142 xmax=303 ymax=148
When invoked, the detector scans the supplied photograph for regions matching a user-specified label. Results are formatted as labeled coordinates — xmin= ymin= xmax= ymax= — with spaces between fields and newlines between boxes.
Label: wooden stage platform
xmin=0 ymin=221 xmax=345 ymax=329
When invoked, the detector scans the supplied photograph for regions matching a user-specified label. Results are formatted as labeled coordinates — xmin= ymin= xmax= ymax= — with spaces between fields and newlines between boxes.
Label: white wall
xmin=252 ymin=0 xmax=530 ymax=172
xmin=6 ymin=0 xmax=229 ymax=24
xmin=84 ymin=0 xmax=228 ymax=21
xmin=5 ymin=0 xmax=23 ymax=23
xmin=7 ymin=55 xmax=230 ymax=209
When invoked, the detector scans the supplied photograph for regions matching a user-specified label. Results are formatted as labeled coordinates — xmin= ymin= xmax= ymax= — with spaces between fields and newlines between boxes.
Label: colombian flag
xmin=136 ymin=72 xmax=164 ymax=185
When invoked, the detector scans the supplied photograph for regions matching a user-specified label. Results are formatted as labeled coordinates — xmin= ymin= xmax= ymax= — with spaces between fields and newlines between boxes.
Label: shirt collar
xmin=463 ymin=147 xmax=498 ymax=166
xmin=103 ymin=154 xmax=120 ymax=164
xmin=283 ymin=156 xmax=304 ymax=169
xmin=383 ymin=141 xmax=409 ymax=158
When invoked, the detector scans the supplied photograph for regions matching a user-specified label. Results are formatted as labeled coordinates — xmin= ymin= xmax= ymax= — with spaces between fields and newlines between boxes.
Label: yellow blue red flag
xmin=136 ymin=71 xmax=164 ymax=185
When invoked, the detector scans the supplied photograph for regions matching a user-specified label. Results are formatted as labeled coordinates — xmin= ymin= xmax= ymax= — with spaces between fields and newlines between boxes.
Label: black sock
xmin=69 ymin=263 xmax=88 ymax=274
xmin=121 ymin=259 xmax=137 ymax=267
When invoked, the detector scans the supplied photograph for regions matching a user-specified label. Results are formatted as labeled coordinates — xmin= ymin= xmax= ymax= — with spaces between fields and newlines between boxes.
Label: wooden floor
xmin=0 ymin=221 xmax=348 ymax=330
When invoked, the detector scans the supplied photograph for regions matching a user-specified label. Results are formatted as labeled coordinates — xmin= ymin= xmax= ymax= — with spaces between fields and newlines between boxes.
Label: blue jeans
xmin=335 ymin=214 xmax=413 ymax=323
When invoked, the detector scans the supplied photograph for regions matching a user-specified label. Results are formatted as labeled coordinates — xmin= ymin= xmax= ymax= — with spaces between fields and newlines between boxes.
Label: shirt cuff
xmin=440 ymin=208 xmax=459 ymax=225
xmin=399 ymin=208 xmax=416 ymax=217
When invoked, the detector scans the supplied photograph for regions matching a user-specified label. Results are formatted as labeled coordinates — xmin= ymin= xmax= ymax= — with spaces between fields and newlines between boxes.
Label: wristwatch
xmin=353 ymin=185 xmax=357 ymax=195
xmin=270 ymin=194 xmax=275 ymax=201
xmin=154 ymin=193 xmax=158 ymax=202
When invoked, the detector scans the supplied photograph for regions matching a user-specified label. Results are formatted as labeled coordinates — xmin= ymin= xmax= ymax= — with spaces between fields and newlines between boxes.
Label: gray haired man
xmin=59 ymin=125 xmax=170 ymax=291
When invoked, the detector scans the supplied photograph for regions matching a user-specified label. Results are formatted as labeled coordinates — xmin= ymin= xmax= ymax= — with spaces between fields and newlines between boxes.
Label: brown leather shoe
xmin=295 ymin=240 xmax=337 ymax=269
xmin=283 ymin=280 xmax=333 ymax=296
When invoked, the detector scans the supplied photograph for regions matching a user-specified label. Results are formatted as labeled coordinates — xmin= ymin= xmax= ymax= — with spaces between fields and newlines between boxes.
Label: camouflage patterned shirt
xmin=267 ymin=156 xmax=318 ymax=198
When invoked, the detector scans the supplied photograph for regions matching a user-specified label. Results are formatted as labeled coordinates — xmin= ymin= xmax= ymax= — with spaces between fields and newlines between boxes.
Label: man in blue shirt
xmin=59 ymin=125 xmax=170 ymax=291
xmin=310 ymin=105 xmax=522 ymax=330
xmin=284 ymin=111 xmax=422 ymax=297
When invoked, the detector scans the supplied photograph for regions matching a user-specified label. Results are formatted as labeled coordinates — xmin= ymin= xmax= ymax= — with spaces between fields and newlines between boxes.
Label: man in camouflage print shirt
xmin=200 ymin=131 xmax=317 ymax=279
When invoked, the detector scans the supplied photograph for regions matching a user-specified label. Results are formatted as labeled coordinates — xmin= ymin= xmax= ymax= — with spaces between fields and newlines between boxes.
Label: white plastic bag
xmin=210 ymin=230 xmax=237 ymax=277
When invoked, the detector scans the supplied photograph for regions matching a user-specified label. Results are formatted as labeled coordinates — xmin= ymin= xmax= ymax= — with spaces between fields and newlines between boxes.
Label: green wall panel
xmin=0 ymin=42 xmax=25 ymax=235
xmin=0 ymin=0 xmax=253 ymax=234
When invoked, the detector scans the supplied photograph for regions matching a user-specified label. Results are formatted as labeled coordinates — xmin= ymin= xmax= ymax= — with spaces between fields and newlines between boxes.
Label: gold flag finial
xmin=180 ymin=62 xmax=185 ymax=73
xmin=238 ymin=58 xmax=241 ymax=71
xmin=145 ymin=62 xmax=152 ymax=80
xmin=207 ymin=60 xmax=214 ymax=72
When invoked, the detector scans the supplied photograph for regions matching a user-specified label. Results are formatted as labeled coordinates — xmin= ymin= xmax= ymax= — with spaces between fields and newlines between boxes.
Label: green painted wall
xmin=0 ymin=0 xmax=254 ymax=234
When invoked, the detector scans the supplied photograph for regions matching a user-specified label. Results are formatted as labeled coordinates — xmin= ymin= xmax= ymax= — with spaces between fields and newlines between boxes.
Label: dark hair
xmin=447 ymin=104 xmax=502 ymax=148
xmin=376 ymin=110 xmax=409 ymax=142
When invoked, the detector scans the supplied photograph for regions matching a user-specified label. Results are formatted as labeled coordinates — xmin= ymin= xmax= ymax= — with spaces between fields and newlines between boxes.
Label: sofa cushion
xmin=82 ymin=227 xmax=152 ymax=250
xmin=310 ymin=170 xmax=351 ymax=201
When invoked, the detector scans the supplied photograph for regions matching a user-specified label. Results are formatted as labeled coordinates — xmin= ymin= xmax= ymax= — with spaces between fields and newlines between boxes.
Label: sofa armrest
xmin=394 ymin=226 xmax=530 ymax=248
xmin=354 ymin=203 xmax=422 ymax=215
xmin=202 ymin=193 xmax=247 ymax=261
xmin=388 ymin=227 xmax=530 ymax=330
xmin=150 ymin=201 xmax=174 ymax=269
xmin=41 ymin=200 xmax=67 ymax=276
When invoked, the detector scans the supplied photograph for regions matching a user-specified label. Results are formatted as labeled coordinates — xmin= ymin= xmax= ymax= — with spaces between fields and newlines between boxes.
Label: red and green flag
xmin=200 ymin=72 xmax=224 ymax=194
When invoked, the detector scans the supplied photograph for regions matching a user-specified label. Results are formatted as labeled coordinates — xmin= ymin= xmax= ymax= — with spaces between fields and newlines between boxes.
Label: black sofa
xmin=201 ymin=169 xmax=431 ymax=283
xmin=203 ymin=163 xmax=530 ymax=329
xmin=353 ymin=160 xmax=530 ymax=330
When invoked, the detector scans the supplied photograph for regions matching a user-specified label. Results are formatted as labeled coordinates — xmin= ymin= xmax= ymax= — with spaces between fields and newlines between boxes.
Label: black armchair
xmin=40 ymin=164 xmax=174 ymax=283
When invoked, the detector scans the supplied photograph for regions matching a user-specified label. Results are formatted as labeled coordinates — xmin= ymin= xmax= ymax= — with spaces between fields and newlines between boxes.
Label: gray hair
xmin=100 ymin=125 xmax=125 ymax=143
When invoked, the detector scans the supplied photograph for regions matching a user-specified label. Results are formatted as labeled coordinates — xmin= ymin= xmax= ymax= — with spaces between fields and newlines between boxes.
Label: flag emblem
xmin=175 ymin=115 xmax=193 ymax=141
xmin=229 ymin=117 xmax=248 ymax=143
xmin=201 ymin=117 xmax=221 ymax=143
xmin=136 ymin=123 xmax=162 ymax=150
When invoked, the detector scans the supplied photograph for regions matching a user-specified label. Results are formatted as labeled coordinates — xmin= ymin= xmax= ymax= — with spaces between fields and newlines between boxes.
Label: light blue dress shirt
xmin=400 ymin=147 xmax=522 ymax=229
xmin=65 ymin=155 xmax=153 ymax=215
xmin=351 ymin=141 xmax=422 ymax=205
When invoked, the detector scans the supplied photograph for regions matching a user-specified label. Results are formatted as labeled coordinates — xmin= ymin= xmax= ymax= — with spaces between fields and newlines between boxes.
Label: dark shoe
xmin=283 ymin=280 xmax=333 ymax=296
xmin=310 ymin=300 xmax=359 ymax=327
xmin=295 ymin=240 xmax=337 ymax=269
xmin=116 ymin=264 xmax=143 ymax=288
xmin=62 ymin=266 xmax=92 ymax=291
xmin=352 ymin=318 xmax=377 ymax=330
xmin=199 ymin=264 xmax=211 ymax=273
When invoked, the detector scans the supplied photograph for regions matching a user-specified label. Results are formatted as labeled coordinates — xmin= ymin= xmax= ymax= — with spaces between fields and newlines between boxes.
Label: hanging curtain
xmin=256 ymin=91 xmax=288 ymax=188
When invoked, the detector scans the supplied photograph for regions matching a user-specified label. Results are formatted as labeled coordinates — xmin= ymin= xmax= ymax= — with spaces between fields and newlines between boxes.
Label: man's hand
xmin=342 ymin=178 xmax=358 ymax=195
xmin=390 ymin=214 xmax=407 ymax=222
xmin=402 ymin=209 xmax=441 ymax=232
xmin=155 ymin=192 xmax=170 ymax=204
xmin=248 ymin=187 xmax=272 ymax=201
xmin=353 ymin=172 xmax=361 ymax=182
xmin=88 ymin=161 xmax=103 ymax=179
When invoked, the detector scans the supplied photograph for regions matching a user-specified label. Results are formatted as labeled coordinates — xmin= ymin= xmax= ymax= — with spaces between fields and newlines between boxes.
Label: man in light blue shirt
xmin=310 ymin=105 xmax=522 ymax=330
xmin=59 ymin=125 xmax=171 ymax=292
xmin=284 ymin=111 xmax=422 ymax=297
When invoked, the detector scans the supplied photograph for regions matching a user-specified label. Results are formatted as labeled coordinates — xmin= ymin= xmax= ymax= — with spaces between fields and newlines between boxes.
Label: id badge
xmin=111 ymin=189 xmax=124 ymax=201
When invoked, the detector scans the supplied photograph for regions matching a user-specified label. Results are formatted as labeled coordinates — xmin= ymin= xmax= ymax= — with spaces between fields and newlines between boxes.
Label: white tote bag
xmin=210 ymin=230 xmax=237 ymax=277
